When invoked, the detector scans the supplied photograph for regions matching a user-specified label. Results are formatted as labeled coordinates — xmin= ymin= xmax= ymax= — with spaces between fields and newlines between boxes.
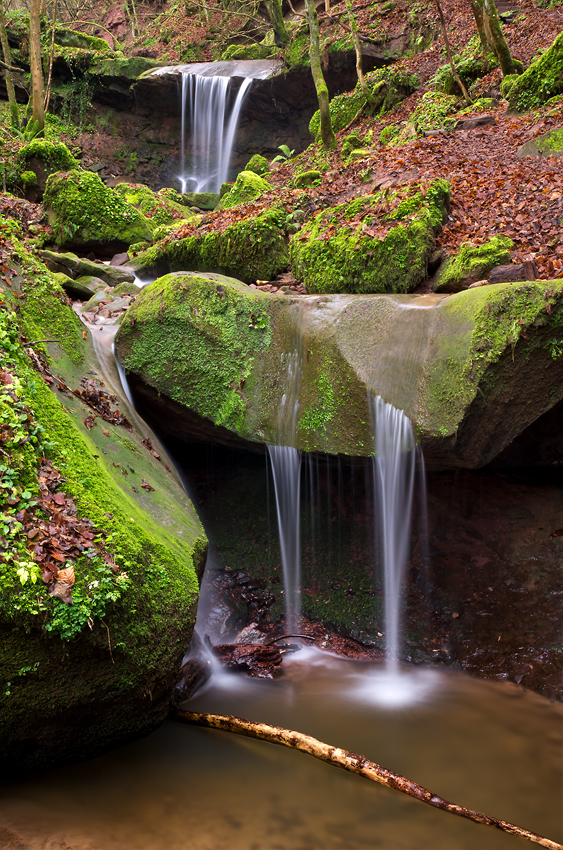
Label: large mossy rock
xmin=289 ymin=180 xmax=450 ymax=294
xmin=128 ymin=207 xmax=288 ymax=283
xmin=0 ymin=228 xmax=206 ymax=777
xmin=434 ymin=235 xmax=513 ymax=293
xmin=507 ymin=31 xmax=563 ymax=111
xmin=43 ymin=170 xmax=154 ymax=250
xmin=115 ymin=273 xmax=563 ymax=469
xmin=114 ymin=183 xmax=193 ymax=225
xmin=217 ymin=170 xmax=272 ymax=210
xmin=19 ymin=141 xmax=79 ymax=200
xmin=517 ymin=127 xmax=563 ymax=158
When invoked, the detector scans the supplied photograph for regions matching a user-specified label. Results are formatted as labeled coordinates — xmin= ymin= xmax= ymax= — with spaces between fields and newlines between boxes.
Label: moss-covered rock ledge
xmin=0 ymin=221 xmax=206 ymax=778
xmin=115 ymin=272 xmax=563 ymax=468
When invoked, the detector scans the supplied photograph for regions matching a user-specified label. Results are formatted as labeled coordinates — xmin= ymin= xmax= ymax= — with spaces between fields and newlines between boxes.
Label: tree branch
xmin=171 ymin=708 xmax=563 ymax=850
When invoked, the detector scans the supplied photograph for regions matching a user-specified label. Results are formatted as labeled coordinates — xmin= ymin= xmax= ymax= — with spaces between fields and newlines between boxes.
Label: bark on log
xmin=171 ymin=708 xmax=563 ymax=850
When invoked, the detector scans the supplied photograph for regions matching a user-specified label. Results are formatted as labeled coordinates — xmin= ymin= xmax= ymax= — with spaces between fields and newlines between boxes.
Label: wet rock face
xmin=116 ymin=272 xmax=563 ymax=469
xmin=175 ymin=443 xmax=563 ymax=701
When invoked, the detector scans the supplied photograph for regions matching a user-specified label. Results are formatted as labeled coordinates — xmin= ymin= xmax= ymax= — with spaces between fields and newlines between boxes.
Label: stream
xmin=0 ymin=648 xmax=561 ymax=849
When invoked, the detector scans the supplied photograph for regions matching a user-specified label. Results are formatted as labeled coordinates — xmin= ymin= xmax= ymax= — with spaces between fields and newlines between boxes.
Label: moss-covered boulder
xmin=293 ymin=170 xmax=322 ymax=188
xmin=289 ymin=180 xmax=450 ymax=294
xmin=434 ymin=236 xmax=513 ymax=293
xmin=182 ymin=191 xmax=219 ymax=210
xmin=43 ymin=170 xmax=154 ymax=250
xmin=114 ymin=183 xmax=192 ymax=226
xmin=115 ymin=272 xmax=563 ymax=468
xmin=38 ymin=250 xmax=135 ymax=286
xmin=517 ymin=127 xmax=563 ymax=158
xmin=55 ymin=27 xmax=110 ymax=51
xmin=0 ymin=225 xmax=206 ymax=777
xmin=128 ymin=207 xmax=289 ymax=283
xmin=19 ymin=141 xmax=80 ymax=200
xmin=244 ymin=154 xmax=271 ymax=176
xmin=433 ymin=52 xmax=498 ymax=97
xmin=507 ymin=30 xmax=563 ymax=112
xmin=217 ymin=171 xmax=272 ymax=210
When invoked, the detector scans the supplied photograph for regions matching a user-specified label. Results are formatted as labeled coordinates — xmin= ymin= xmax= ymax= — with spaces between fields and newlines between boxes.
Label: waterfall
xmin=268 ymin=348 xmax=303 ymax=633
xmin=179 ymin=72 xmax=252 ymax=194
xmin=371 ymin=395 xmax=417 ymax=674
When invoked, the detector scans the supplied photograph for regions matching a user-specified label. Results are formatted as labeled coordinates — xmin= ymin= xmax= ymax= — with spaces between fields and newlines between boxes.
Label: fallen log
xmin=170 ymin=708 xmax=563 ymax=850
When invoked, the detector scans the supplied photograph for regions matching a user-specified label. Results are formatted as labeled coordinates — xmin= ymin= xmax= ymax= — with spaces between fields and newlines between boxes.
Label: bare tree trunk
xmin=0 ymin=0 xmax=19 ymax=129
xmin=264 ymin=0 xmax=289 ymax=47
xmin=344 ymin=0 xmax=372 ymax=103
xmin=469 ymin=0 xmax=492 ymax=53
xmin=29 ymin=0 xmax=45 ymax=131
xmin=482 ymin=0 xmax=517 ymax=76
xmin=171 ymin=709 xmax=563 ymax=850
xmin=305 ymin=0 xmax=336 ymax=149
xmin=434 ymin=0 xmax=471 ymax=103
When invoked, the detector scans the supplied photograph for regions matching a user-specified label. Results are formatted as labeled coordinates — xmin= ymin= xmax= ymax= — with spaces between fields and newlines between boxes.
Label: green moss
xmin=293 ymin=170 xmax=322 ymax=188
xmin=43 ymin=170 xmax=154 ymax=248
xmin=410 ymin=91 xmax=460 ymax=133
xmin=507 ymin=30 xmax=563 ymax=111
xmin=290 ymin=180 xmax=450 ymax=294
xmin=19 ymin=140 xmax=79 ymax=173
xmin=500 ymin=73 xmax=519 ymax=98
xmin=432 ymin=52 xmax=498 ymax=97
xmin=117 ymin=273 xmax=273 ymax=431
xmin=20 ymin=171 xmax=37 ymax=188
xmin=423 ymin=282 xmax=563 ymax=438
xmin=114 ymin=182 xmax=188 ymax=226
xmin=55 ymin=27 xmax=110 ymax=51
xmin=221 ymin=43 xmax=278 ymax=61
xmin=517 ymin=127 xmax=563 ymax=157
xmin=92 ymin=53 xmax=161 ymax=81
xmin=244 ymin=154 xmax=271 ymax=176
xmin=133 ymin=207 xmax=289 ymax=283
xmin=309 ymin=68 xmax=420 ymax=138
xmin=0 ymin=226 xmax=207 ymax=776
xmin=217 ymin=171 xmax=272 ymax=210
xmin=435 ymin=236 xmax=513 ymax=292
xmin=182 ymin=191 xmax=219 ymax=210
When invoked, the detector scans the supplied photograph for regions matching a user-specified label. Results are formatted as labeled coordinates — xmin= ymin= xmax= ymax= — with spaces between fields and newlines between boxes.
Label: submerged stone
xmin=38 ymin=250 xmax=135 ymax=286
xmin=116 ymin=273 xmax=563 ymax=469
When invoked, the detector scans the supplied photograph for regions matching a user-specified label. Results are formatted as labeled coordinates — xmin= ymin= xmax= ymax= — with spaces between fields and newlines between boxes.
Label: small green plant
xmin=272 ymin=144 xmax=295 ymax=164
xmin=545 ymin=338 xmax=563 ymax=359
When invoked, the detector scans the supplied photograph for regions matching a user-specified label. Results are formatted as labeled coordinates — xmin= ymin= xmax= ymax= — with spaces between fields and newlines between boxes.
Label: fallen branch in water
xmin=170 ymin=708 xmax=563 ymax=850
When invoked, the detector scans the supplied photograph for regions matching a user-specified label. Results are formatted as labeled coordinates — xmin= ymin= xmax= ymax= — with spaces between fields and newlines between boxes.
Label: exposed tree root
xmin=171 ymin=708 xmax=563 ymax=850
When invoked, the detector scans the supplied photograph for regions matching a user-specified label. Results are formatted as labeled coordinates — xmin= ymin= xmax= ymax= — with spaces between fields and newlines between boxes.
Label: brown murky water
xmin=1 ymin=653 xmax=561 ymax=850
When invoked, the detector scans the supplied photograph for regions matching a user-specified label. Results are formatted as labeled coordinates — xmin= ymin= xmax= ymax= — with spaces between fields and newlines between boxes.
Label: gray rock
xmin=517 ymin=128 xmax=563 ymax=159
xmin=39 ymin=250 xmax=135 ymax=285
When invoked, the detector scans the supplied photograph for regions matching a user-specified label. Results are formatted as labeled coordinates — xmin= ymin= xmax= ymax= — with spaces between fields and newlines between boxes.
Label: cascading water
xmin=268 ymin=349 xmax=302 ymax=632
xmin=371 ymin=395 xmax=418 ymax=675
xmin=179 ymin=71 xmax=252 ymax=193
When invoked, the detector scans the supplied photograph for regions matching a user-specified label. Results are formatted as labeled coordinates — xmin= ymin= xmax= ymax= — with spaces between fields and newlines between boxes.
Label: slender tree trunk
xmin=43 ymin=0 xmax=56 ymax=112
xmin=305 ymin=0 xmax=336 ymax=149
xmin=171 ymin=709 xmax=563 ymax=850
xmin=434 ymin=0 xmax=471 ymax=103
xmin=29 ymin=0 xmax=45 ymax=131
xmin=0 ymin=0 xmax=19 ymax=129
xmin=344 ymin=0 xmax=372 ymax=103
xmin=265 ymin=0 xmax=290 ymax=47
xmin=482 ymin=0 xmax=516 ymax=76
xmin=469 ymin=0 xmax=492 ymax=53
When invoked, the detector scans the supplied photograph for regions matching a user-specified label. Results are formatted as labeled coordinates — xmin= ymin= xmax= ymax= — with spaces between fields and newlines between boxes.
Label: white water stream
xmin=178 ymin=72 xmax=252 ymax=193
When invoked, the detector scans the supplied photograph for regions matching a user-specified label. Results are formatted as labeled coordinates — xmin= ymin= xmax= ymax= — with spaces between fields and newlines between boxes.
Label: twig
xmin=171 ymin=709 xmax=563 ymax=850
xmin=265 ymin=634 xmax=316 ymax=644
xmin=26 ymin=339 xmax=59 ymax=346
xmin=0 ymin=57 xmax=22 ymax=72
xmin=102 ymin=619 xmax=114 ymax=663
